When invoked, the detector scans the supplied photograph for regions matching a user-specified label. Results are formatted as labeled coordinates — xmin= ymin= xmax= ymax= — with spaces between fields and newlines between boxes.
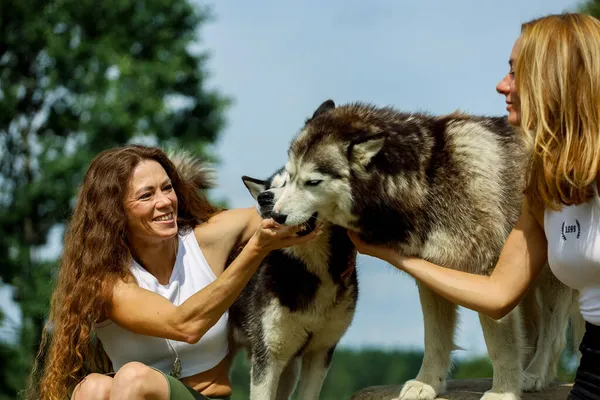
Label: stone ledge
xmin=350 ymin=378 xmax=573 ymax=399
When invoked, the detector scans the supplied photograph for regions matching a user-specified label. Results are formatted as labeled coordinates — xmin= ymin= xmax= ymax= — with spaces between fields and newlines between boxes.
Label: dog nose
xmin=271 ymin=212 xmax=287 ymax=224
xmin=257 ymin=191 xmax=274 ymax=206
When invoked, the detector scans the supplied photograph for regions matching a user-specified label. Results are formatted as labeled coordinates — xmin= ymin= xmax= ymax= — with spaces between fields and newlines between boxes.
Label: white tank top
xmin=95 ymin=231 xmax=229 ymax=377
xmin=545 ymin=190 xmax=600 ymax=325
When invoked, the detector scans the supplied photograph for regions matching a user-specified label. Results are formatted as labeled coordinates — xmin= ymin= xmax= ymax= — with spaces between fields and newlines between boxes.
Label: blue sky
xmin=0 ymin=0 xmax=584 ymax=358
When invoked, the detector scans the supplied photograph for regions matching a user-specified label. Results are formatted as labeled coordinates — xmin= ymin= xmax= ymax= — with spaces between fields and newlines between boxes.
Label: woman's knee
xmin=112 ymin=362 xmax=169 ymax=399
xmin=72 ymin=373 xmax=113 ymax=400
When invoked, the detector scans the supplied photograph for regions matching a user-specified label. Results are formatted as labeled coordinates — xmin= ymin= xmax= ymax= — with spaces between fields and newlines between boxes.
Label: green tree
xmin=0 ymin=0 xmax=229 ymax=396
xmin=228 ymin=347 xmax=579 ymax=399
xmin=451 ymin=356 xmax=493 ymax=380
xmin=229 ymin=348 xmax=425 ymax=400
xmin=580 ymin=0 xmax=600 ymax=17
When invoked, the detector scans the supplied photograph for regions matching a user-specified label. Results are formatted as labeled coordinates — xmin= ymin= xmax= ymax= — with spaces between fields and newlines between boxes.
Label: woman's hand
xmin=250 ymin=218 xmax=322 ymax=254
xmin=347 ymin=230 xmax=401 ymax=265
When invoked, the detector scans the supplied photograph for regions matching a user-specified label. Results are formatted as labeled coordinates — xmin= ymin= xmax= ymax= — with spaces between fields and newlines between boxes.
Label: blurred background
xmin=0 ymin=0 xmax=594 ymax=398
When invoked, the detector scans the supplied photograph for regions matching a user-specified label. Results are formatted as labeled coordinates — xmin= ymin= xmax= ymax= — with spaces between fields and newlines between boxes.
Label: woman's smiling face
xmin=124 ymin=159 xmax=179 ymax=243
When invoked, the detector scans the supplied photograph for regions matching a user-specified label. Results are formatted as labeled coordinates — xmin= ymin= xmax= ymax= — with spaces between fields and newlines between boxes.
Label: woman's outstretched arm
xmin=348 ymin=199 xmax=548 ymax=320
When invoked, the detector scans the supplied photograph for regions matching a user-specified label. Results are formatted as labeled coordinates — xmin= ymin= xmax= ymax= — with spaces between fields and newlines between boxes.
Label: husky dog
xmin=170 ymin=150 xmax=358 ymax=399
xmin=226 ymin=168 xmax=358 ymax=400
xmin=268 ymin=100 xmax=579 ymax=400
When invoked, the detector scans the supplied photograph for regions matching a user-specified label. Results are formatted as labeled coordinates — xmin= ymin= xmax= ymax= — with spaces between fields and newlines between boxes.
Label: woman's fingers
xmin=279 ymin=229 xmax=321 ymax=247
xmin=254 ymin=218 xmax=326 ymax=252
xmin=261 ymin=218 xmax=320 ymax=237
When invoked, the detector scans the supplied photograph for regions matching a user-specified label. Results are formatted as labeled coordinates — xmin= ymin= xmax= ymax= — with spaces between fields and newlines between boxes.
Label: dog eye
xmin=305 ymin=180 xmax=322 ymax=187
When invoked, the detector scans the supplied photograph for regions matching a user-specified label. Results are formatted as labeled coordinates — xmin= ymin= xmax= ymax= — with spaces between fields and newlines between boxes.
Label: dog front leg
xmin=478 ymin=309 xmax=524 ymax=400
xmin=519 ymin=286 xmax=541 ymax=368
xmin=295 ymin=347 xmax=334 ymax=400
xmin=397 ymin=282 xmax=457 ymax=400
xmin=274 ymin=357 xmax=301 ymax=400
xmin=250 ymin=352 xmax=287 ymax=400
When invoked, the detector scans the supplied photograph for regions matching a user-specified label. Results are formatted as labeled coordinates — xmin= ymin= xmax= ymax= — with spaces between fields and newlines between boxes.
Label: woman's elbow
xmin=487 ymin=300 xmax=517 ymax=320
xmin=175 ymin=324 xmax=206 ymax=344
xmin=170 ymin=316 xmax=208 ymax=344
xmin=183 ymin=332 xmax=202 ymax=345
xmin=488 ymin=308 xmax=509 ymax=320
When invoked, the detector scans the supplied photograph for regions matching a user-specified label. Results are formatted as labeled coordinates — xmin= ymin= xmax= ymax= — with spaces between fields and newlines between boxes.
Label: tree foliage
xmin=229 ymin=347 xmax=576 ymax=400
xmin=579 ymin=0 xmax=600 ymax=18
xmin=0 ymin=0 xmax=229 ymax=396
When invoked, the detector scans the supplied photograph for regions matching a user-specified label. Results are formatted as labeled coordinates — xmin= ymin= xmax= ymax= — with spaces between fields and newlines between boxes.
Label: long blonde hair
xmin=516 ymin=13 xmax=600 ymax=209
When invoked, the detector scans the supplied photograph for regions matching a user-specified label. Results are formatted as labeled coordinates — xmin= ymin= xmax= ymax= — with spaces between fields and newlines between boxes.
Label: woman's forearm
xmin=349 ymin=201 xmax=547 ymax=321
xmin=173 ymin=237 xmax=267 ymax=343
xmin=108 ymin=220 xmax=315 ymax=344
xmin=392 ymin=254 xmax=514 ymax=320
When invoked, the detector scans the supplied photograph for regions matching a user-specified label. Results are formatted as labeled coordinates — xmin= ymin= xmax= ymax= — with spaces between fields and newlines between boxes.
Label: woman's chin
xmin=507 ymin=113 xmax=521 ymax=127
xmin=153 ymin=225 xmax=178 ymax=239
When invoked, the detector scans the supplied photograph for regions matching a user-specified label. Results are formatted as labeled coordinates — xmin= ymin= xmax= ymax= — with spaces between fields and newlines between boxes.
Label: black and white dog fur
xmin=224 ymin=169 xmax=359 ymax=400
xmin=169 ymin=149 xmax=358 ymax=399
xmin=266 ymin=100 xmax=582 ymax=400
xmin=167 ymin=149 xmax=358 ymax=400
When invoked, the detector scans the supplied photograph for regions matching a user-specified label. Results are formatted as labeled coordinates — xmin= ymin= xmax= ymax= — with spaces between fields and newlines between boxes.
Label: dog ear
xmin=311 ymin=99 xmax=335 ymax=119
xmin=241 ymin=176 xmax=267 ymax=200
xmin=348 ymin=135 xmax=386 ymax=168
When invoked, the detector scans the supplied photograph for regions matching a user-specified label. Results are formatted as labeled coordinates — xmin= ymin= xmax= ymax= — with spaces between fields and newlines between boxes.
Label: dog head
xmin=242 ymin=167 xmax=288 ymax=218
xmin=242 ymin=167 xmax=318 ymax=236
xmin=271 ymin=99 xmax=429 ymax=239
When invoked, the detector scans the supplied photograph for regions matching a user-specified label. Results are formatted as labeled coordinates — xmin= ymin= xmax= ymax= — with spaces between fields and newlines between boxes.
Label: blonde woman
xmin=349 ymin=13 xmax=600 ymax=400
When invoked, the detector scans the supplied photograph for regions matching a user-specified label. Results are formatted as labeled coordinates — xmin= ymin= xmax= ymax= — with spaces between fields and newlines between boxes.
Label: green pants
xmin=98 ymin=369 xmax=230 ymax=400
xmin=155 ymin=368 xmax=230 ymax=400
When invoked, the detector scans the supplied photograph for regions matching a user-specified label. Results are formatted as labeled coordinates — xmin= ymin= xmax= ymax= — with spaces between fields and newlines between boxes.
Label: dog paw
xmin=522 ymin=371 xmax=546 ymax=392
xmin=394 ymin=380 xmax=438 ymax=400
xmin=480 ymin=391 xmax=519 ymax=400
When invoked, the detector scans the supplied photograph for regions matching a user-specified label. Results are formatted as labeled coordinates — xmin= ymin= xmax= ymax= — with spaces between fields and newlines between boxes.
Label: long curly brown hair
xmin=28 ymin=144 xmax=219 ymax=400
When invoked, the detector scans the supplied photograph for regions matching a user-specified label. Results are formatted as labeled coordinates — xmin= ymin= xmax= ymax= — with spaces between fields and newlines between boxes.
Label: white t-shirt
xmin=95 ymin=231 xmax=229 ymax=377
xmin=545 ymin=191 xmax=600 ymax=326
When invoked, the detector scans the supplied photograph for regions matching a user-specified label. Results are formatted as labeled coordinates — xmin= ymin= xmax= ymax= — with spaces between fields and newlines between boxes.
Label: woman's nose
xmin=496 ymin=74 xmax=510 ymax=95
